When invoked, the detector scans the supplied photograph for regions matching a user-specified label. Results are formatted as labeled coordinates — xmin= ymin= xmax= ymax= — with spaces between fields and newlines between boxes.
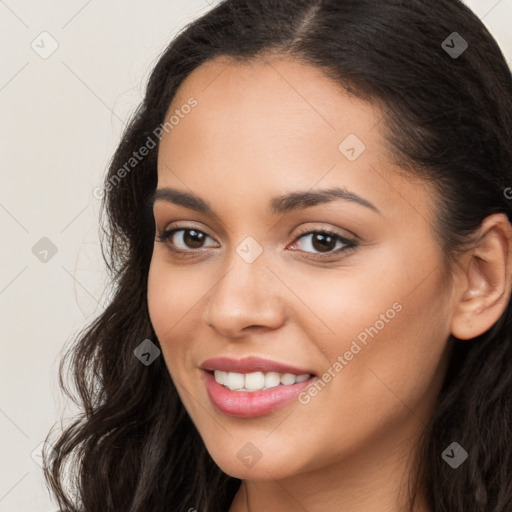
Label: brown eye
xmin=155 ymin=228 xmax=216 ymax=251
xmin=310 ymin=232 xmax=337 ymax=253
xmin=180 ymin=229 xmax=207 ymax=249
xmin=289 ymin=228 xmax=358 ymax=260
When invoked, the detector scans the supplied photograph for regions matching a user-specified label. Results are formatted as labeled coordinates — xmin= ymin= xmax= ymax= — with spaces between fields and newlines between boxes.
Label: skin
xmin=146 ymin=54 xmax=512 ymax=512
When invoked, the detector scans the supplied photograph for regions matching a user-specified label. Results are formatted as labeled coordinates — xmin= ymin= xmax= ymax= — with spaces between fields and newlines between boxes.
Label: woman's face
xmin=147 ymin=55 xmax=455 ymax=481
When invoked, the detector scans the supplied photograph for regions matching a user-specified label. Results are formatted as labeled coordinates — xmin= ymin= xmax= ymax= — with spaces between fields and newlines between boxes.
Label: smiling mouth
xmin=208 ymin=369 xmax=314 ymax=392
xmin=202 ymin=369 xmax=317 ymax=418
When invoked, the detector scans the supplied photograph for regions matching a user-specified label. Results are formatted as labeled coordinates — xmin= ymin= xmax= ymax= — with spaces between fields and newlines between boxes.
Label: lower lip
xmin=202 ymin=370 xmax=316 ymax=418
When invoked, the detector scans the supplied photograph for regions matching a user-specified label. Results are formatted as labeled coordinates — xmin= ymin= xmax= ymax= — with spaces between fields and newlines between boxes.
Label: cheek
xmin=147 ymin=260 xmax=190 ymax=358
xmin=285 ymin=271 xmax=451 ymax=468
xmin=147 ymin=261 xmax=172 ymax=336
xmin=147 ymin=258 xmax=214 ymax=372
xmin=305 ymin=247 xmax=452 ymax=409
xmin=148 ymin=257 xmax=201 ymax=329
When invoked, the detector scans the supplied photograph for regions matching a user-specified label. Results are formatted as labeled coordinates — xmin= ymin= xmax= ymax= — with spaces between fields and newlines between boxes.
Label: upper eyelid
xmin=159 ymin=224 xmax=218 ymax=243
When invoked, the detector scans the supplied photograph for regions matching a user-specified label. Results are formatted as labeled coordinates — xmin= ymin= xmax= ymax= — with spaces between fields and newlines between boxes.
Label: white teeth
xmin=280 ymin=373 xmax=296 ymax=385
xmin=214 ymin=370 xmax=227 ymax=385
xmin=264 ymin=372 xmax=281 ymax=389
xmin=225 ymin=372 xmax=244 ymax=390
xmin=213 ymin=370 xmax=311 ymax=391
xmin=244 ymin=371 xmax=265 ymax=390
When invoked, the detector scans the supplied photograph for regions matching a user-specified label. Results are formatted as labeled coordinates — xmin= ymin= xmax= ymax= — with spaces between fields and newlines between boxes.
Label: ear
xmin=451 ymin=213 xmax=512 ymax=340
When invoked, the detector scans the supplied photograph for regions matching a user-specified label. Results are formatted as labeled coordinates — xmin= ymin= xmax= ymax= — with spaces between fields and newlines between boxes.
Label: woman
xmin=43 ymin=0 xmax=512 ymax=511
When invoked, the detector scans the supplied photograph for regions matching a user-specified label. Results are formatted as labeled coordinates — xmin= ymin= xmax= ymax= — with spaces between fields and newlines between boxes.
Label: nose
xmin=202 ymin=246 xmax=286 ymax=338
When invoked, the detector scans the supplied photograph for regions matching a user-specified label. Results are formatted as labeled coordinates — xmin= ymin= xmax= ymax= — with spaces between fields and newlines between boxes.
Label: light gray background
xmin=1 ymin=1 xmax=511 ymax=510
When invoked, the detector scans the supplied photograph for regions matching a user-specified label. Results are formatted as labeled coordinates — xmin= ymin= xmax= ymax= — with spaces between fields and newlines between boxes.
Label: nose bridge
xmin=203 ymin=236 xmax=284 ymax=334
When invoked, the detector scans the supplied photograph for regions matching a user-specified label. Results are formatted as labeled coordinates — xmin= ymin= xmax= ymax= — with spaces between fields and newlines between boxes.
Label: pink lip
xmin=200 ymin=356 xmax=315 ymax=375
xmin=201 ymin=370 xmax=316 ymax=418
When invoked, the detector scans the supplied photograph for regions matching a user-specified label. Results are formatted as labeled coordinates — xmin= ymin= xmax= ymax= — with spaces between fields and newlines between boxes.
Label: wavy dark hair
xmin=43 ymin=0 xmax=512 ymax=510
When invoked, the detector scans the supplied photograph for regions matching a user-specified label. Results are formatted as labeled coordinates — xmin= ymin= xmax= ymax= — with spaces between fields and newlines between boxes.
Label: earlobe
xmin=450 ymin=213 xmax=512 ymax=341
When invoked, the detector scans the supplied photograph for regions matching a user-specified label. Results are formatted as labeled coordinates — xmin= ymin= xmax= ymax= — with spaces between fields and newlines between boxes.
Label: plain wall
xmin=1 ymin=1 xmax=511 ymax=510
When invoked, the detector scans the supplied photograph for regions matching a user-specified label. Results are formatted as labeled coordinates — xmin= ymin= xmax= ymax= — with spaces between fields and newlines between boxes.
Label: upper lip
xmin=200 ymin=357 xmax=315 ymax=375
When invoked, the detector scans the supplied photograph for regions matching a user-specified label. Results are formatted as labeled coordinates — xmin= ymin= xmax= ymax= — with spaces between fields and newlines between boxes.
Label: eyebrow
xmin=148 ymin=186 xmax=381 ymax=215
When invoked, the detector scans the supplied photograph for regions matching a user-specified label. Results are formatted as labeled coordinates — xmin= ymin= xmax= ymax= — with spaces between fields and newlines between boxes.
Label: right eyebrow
xmin=148 ymin=187 xmax=213 ymax=214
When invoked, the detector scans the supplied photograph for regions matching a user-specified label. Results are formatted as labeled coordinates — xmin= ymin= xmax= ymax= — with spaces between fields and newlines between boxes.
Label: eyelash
xmin=155 ymin=224 xmax=358 ymax=261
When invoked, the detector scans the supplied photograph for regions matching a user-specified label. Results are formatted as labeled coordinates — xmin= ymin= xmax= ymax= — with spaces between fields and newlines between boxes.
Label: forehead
xmin=155 ymin=55 xmax=436 ymax=230
xmin=158 ymin=55 xmax=378 ymax=181
xmin=163 ymin=54 xmax=381 ymax=153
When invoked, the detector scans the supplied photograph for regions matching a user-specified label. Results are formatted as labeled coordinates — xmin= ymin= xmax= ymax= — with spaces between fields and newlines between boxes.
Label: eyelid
xmin=157 ymin=220 xmax=216 ymax=240
xmin=292 ymin=223 xmax=357 ymax=242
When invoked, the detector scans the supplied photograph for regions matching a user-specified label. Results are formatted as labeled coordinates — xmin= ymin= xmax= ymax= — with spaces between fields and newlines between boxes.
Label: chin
xmin=206 ymin=444 xmax=306 ymax=481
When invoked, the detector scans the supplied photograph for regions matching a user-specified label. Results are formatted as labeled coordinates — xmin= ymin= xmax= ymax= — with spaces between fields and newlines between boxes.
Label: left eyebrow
xmin=147 ymin=185 xmax=381 ymax=216
xmin=269 ymin=186 xmax=381 ymax=215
